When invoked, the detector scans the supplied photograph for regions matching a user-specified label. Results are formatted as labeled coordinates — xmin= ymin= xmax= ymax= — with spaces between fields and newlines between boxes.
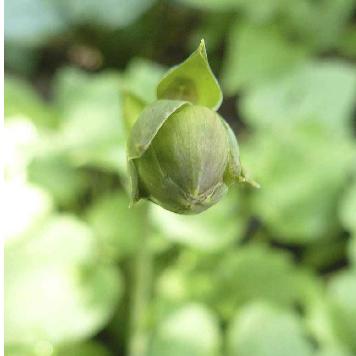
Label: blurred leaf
xmin=5 ymin=76 xmax=58 ymax=128
xmin=150 ymin=190 xmax=244 ymax=251
xmin=177 ymin=0 xmax=282 ymax=19
xmin=53 ymin=68 xmax=126 ymax=173
xmin=188 ymin=14 xmax=233 ymax=54
xmin=54 ymin=68 xmax=123 ymax=144
xmin=157 ymin=244 xmax=319 ymax=320
xmin=122 ymin=91 xmax=146 ymax=133
xmin=223 ymin=22 xmax=308 ymax=94
xmin=302 ymin=239 xmax=347 ymax=270
xmin=241 ymin=0 xmax=284 ymax=22
xmin=4 ymin=0 xmax=65 ymax=46
xmin=243 ymin=128 xmax=354 ymax=243
xmin=241 ymin=61 xmax=356 ymax=136
xmin=174 ymin=0 xmax=355 ymax=52
xmin=175 ymin=0 xmax=240 ymax=11
xmin=349 ymin=235 xmax=356 ymax=266
xmin=315 ymin=345 xmax=354 ymax=356
xmin=4 ymin=119 xmax=41 ymax=179
xmin=59 ymin=0 xmax=155 ymax=29
xmin=155 ymin=250 xmax=235 ymax=314
xmin=327 ymin=270 xmax=356 ymax=352
xmin=121 ymin=58 xmax=165 ymax=103
xmin=3 ymin=181 xmax=53 ymax=241
xmin=227 ymin=302 xmax=314 ymax=356
xmin=56 ymin=341 xmax=112 ymax=356
xmin=338 ymin=25 xmax=356 ymax=58
xmin=4 ymin=43 xmax=38 ymax=74
xmin=5 ymin=341 xmax=112 ymax=356
xmin=305 ymin=294 xmax=340 ymax=349
xmin=27 ymin=155 xmax=88 ymax=207
xmin=4 ymin=343 xmax=53 ymax=356
xmin=149 ymin=303 xmax=221 ymax=356
xmin=339 ymin=179 xmax=356 ymax=233
xmin=212 ymin=244 xmax=317 ymax=317
xmin=5 ymin=215 xmax=122 ymax=345
xmin=157 ymin=40 xmax=223 ymax=110
xmin=86 ymin=191 xmax=145 ymax=261
xmin=281 ymin=0 xmax=355 ymax=50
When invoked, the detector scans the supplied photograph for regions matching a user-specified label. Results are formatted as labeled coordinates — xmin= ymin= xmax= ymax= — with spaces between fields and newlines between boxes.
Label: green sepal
xmin=121 ymin=90 xmax=147 ymax=134
xmin=156 ymin=39 xmax=223 ymax=111
xmin=222 ymin=120 xmax=260 ymax=188
xmin=238 ymin=166 xmax=261 ymax=189
xmin=127 ymin=99 xmax=190 ymax=160
xmin=222 ymin=120 xmax=242 ymax=186
xmin=127 ymin=99 xmax=190 ymax=205
xmin=127 ymin=159 xmax=140 ymax=206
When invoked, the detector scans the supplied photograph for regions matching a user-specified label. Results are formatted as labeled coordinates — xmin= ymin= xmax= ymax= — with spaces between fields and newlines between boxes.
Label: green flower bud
xmin=127 ymin=100 xmax=248 ymax=214
xmin=126 ymin=40 xmax=258 ymax=215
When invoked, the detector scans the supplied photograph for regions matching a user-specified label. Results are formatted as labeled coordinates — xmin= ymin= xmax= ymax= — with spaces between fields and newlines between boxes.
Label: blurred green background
xmin=4 ymin=0 xmax=356 ymax=355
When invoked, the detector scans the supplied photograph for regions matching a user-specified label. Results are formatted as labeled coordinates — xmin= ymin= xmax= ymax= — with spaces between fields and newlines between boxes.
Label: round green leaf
xmin=86 ymin=191 xmax=145 ymax=261
xmin=243 ymin=128 xmax=353 ymax=243
xmin=53 ymin=68 xmax=126 ymax=173
xmin=227 ymin=302 xmax=314 ymax=356
xmin=156 ymin=244 xmax=318 ymax=321
xmin=5 ymin=215 xmax=122 ymax=346
xmin=212 ymin=244 xmax=315 ymax=317
xmin=149 ymin=304 xmax=221 ymax=356
xmin=223 ymin=21 xmax=308 ymax=94
xmin=241 ymin=61 xmax=356 ymax=136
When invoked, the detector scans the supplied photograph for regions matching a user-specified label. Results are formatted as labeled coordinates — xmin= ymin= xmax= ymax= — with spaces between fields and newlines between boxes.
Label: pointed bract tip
xmin=238 ymin=166 xmax=260 ymax=189
xmin=198 ymin=39 xmax=207 ymax=58
xmin=247 ymin=179 xmax=261 ymax=189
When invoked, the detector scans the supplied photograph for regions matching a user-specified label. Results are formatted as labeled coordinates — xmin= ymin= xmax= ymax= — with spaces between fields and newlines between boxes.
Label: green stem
xmin=128 ymin=205 xmax=152 ymax=356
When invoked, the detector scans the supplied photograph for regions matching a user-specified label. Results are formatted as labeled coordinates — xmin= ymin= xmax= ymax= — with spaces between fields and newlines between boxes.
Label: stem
xmin=128 ymin=205 xmax=152 ymax=356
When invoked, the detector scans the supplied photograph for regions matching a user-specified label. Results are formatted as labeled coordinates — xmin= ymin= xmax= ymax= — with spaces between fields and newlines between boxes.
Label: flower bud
xmin=127 ymin=100 xmax=246 ymax=214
